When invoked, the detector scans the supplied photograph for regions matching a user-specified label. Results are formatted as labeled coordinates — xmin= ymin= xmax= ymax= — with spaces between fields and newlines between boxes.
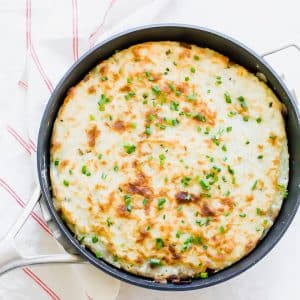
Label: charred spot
xmin=201 ymin=203 xmax=215 ymax=217
xmin=179 ymin=42 xmax=192 ymax=49
xmin=86 ymin=124 xmax=100 ymax=147
xmin=175 ymin=191 xmax=197 ymax=203
xmin=112 ymin=120 xmax=126 ymax=132
xmin=126 ymin=182 xmax=153 ymax=199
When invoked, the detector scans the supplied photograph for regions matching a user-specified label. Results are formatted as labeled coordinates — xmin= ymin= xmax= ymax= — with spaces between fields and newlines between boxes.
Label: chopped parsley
xmin=98 ymin=94 xmax=110 ymax=111
xmin=145 ymin=71 xmax=154 ymax=81
xmin=251 ymin=180 xmax=258 ymax=190
xmin=224 ymin=92 xmax=232 ymax=104
xmin=237 ymin=96 xmax=247 ymax=109
xmin=159 ymin=153 xmax=166 ymax=166
xmin=124 ymin=194 xmax=132 ymax=212
xmin=256 ymin=208 xmax=263 ymax=215
xmin=145 ymin=125 xmax=152 ymax=136
xmin=215 ymin=76 xmax=222 ymax=85
xmin=150 ymin=258 xmax=162 ymax=267
xmin=155 ymin=238 xmax=164 ymax=250
xmin=170 ymin=101 xmax=179 ymax=111
xmin=181 ymin=176 xmax=191 ymax=188
xmin=157 ymin=198 xmax=166 ymax=210
xmin=92 ymin=235 xmax=98 ymax=243
xmin=123 ymin=144 xmax=136 ymax=154
xmin=106 ymin=217 xmax=113 ymax=227
xmin=199 ymin=179 xmax=210 ymax=191
xmin=185 ymin=76 xmax=190 ymax=82
xmin=152 ymin=85 xmax=161 ymax=96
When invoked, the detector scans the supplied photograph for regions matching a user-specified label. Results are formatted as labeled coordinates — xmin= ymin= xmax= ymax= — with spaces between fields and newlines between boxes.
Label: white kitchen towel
xmin=0 ymin=0 xmax=170 ymax=299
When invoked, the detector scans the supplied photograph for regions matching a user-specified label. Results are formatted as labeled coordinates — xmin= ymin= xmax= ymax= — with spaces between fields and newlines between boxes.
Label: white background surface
xmin=0 ymin=0 xmax=299 ymax=299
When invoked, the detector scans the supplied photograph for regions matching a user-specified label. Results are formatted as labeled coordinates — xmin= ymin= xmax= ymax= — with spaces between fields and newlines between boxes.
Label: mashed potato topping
xmin=50 ymin=41 xmax=288 ymax=282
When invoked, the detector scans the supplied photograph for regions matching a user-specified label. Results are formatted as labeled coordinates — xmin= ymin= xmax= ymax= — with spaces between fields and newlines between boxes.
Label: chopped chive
xmin=98 ymin=153 xmax=103 ymax=159
xmin=143 ymin=198 xmax=149 ymax=206
xmin=123 ymin=144 xmax=136 ymax=154
xmin=228 ymin=111 xmax=237 ymax=117
xmin=170 ymin=101 xmax=179 ymax=111
xmin=190 ymin=67 xmax=196 ymax=73
xmin=256 ymin=117 xmax=262 ymax=123
xmin=193 ymin=55 xmax=200 ymax=61
xmin=226 ymin=126 xmax=232 ymax=132
xmin=81 ymin=165 xmax=87 ymax=174
xmin=98 ymin=94 xmax=110 ymax=111
xmin=181 ymin=176 xmax=192 ymax=187
xmin=124 ymin=194 xmax=132 ymax=212
xmin=251 ymin=180 xmax=258 ymax=190
xmin=243 ymin=116 xmax=249 ymax=122
xmin=185 ymin=76 xmax=190 ymax=82
xmin=194 ymin=113 xmax=206 ymax=122
xmin=152 ymin=85 xmax=161 ymax=95
xmin=215 ymin=76 xmax=222 ymax=85
xmin=159 ymin=153 xmax=166 ymax=166
xmin=89 ymin=114 xmax=95 ymax=121
xmin=127 ymin=77 xmax=132 ymax=84
xmin=199 ymin=180 xmax=210 ymax=191
xmin=237 ymin=96 xmax=247 ymax=109
xmin=113 ymin=165 xmax=119 ymax=172
xmin=63 ymin=180 xmax=69 ymax=187
xmin=101 ymin=173 xmax=107 ymax=180
xmin=221 ymin=144 xmax=227 ymax=152
xmin=106 ymin=217 xmax=113 ymax=227
xmin=257 ymin=155 xmax=263 ymax=159
xmin=100 ymin=76 xmax=108 ymax=81
xmin=92 ymin=235 xmax=98 ymax=243
xmin=256 ymin=208 xmax=263 ymax=215
xmin=224 ymin=92 xmax=232 ymax=104
xmin=145 ymin=125 xmax=152 ymax=136
xmin=227 ymin=166 xmax=234 ymax=175
xmin=155 ymin=238 xmax=164 ymax=250
xmin=145 ymin=71 xmax=154 ymax=81
xmin=69 ymin=169 xmax=73 ymax=175
xmin=239 ymin=213 xmax=247 ymax=218
xmin=219 ymin=226 xmax=225 ymax=233
xmin=187 ymin=94 xmax=196 ymax=101
xmin=150 ymin=258 xmax=162 ymax=267
xmin=157 ymin=198 xmax=166 ymax=210
xmin=54 ymin=160 xmax=59 ymax=166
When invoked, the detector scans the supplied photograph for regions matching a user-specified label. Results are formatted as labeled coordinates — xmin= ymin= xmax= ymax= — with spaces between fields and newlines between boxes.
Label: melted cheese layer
xmin=50 ymin=41 xmax=288 ymax=281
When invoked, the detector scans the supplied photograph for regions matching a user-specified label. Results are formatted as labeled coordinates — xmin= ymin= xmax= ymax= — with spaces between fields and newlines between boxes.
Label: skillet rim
xmin=37 ymin=23 xmax=300 ymax=291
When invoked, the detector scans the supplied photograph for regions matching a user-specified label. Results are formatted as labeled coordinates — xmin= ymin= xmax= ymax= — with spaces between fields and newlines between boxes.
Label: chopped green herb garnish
xmin=159 ymin=154 xmax=166 ymax=166
xmin=181 ymin=176 xmax=191 ymax=187
xmin=123 ymin=144 xmax=136 ymax=154
xmin=224 ymin=92 xmax=232 ymax=104
xmin=170 ymin=101 xmax=179 ymax=111
xmin=98 ymin=94 xmax=110 ymax=111
xmin=227 ymin=166 xmax=234 ymax=175
xmin=106 ymin=217 xmax=113 ymax=227
xmin=155 ymin=238 xmax=164 ymax=250
xmin=256 ymin=208 xmax=263 ymax=215
xmin=92 ymin=235 xmax=98 ymax=243
xmin=144 ymin=124 xmax=152 ymax=135
xmin=63 ymin=180 xmax=69 ymax=187
xmin=251 ymin=180 xmax=258 ymax=190
xmin=219 ymin=226 xmax=225 ymax=233
xmin=124 ymin=194 xmax=132 ymax=212
xmin=256 ymin=117 xmax=262 ymax=123
xmin=237 ymin=96 xmax=247 ymax=109
xmin=98 ymin=153 xmax=103 ymax=159
xmin=101 ymin=173 xmax=107 ymax=180
xmin=245 ymin=140 xmax=250 ymax=145
xmin=187 ymin=94 xmax=196 ymax=101
xmin=95 ymin=251 xmax=103 ymax=258
xmin=145 ymin=71 xmax=154 ymax=81
xmin=143 ymin=198 xmax=149 ymax=206
xmin=257 ymin=155 xmax=263 ymax=159
xmin=152 ymin=85 xmax=161 ymax=95
xmin=226 ymin=126 xmax=232 ymax=132
xmin=124 ymin=91 xmax=136 ymax=100
xmin=150 ymin=258 xmax=162 ymax=267
xmin=193 ymin=55 xmax=200 ymax=61
xmin=101 ymin=76 xmax=108 ymax=81
xmin=199 ymin=272 xmax=208 ymax=279
xmin=127 ymin=77 xmax=132 ymax=84
xmin=54 ymin=160 xmax=59 ymax=166
xmin=228 ymin=111 xmax=237 ymax=117
xmin=69 ymin=169 xmax=73 ymax=175
xmin=89 ymin=114 xmax=95 ymax=121
xmin=278 ymin=184 xmax=288 ymax=199
xmin=194 ymin=113 xmax=206 ymax=122
xmin=185 ymin=76 xmax=190 ymax=82
xmin=199 ymin=180 xmax=211 ymax=191
xmin=215 ymin=76 xmax=222 ymax=85
xmin=81 ymin=165 xmax=87 ymax=174
xmin=113 ymin=165 xmax=119 ymax=172
xmin=239 ymin=213 xmax=247 ymax=218
xmin=157 ymin=198 xmax=166 ymax=210
xmin=190 ymin=67 xmax=196 ymax=73
xmin=243 ymin=116 xmax=249 ymax=122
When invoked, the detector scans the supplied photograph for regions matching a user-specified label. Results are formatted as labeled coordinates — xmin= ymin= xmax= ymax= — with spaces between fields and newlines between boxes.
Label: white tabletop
xmin=0 ymin=0 xmax=299 ymax=299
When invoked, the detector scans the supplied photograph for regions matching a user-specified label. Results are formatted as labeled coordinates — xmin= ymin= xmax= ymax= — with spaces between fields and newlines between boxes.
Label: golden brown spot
xmin=113 ymin=73 xmax=119 ymax=81
xmin=51 ymin=141 xmax=61 ymax=152
xmin=246 ymin=195 xmax=254 ymax=202
xmin=179 ymin=49 xmax=191 ymax=59
xmin=175 ymin=191 xmax=198 ymax=203
xmin=201 ymin=203 xmax=215 ymax=217
xmin=257 ymin=144 xmax=264 ymax=151
xmin=245 ymin=240 xmax=256 ymax=252
xmin=136 ymin=227 xmax=149 ymax=243
xmin=59 ymin=160 xmax=69 ymax=170
xmin=175 ymin=82 xmax=189 ymax=94
xmin=112 ymin=120 xmax=126 ymax=132
xmin=86 ymin=124 xmax=100 ymax=147
xmin=99 ymin=65 xmax=108 ymax=75
xmin=179 ymin=42 xmax=192 ymax=49
xmin=88 ymin=85 xmax=96 ymax=94
xmin=119 ymin=85 xmax=131 ymax=92
xmin=211 ymin=54 xmax=229 ymax=66
xmin=126 ymin=181 xmax=153 ymax=199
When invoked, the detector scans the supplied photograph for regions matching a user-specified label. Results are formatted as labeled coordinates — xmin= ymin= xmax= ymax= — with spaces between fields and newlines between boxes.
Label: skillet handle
xmin=261 ymin=43 xmax=300 ymax=58
xmin=0 ymin=186 xmax=84 ymax=276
